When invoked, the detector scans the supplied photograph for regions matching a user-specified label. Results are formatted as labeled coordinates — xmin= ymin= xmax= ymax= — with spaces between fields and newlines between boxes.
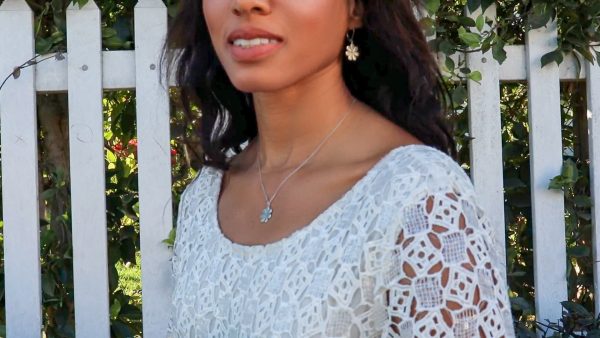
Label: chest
xmin=216 ymin=163 xmax=370 ymax=246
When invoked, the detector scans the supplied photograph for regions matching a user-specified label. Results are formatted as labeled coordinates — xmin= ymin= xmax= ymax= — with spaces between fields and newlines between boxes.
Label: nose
xmin=232 ymin=0 xmax=271 ymax=16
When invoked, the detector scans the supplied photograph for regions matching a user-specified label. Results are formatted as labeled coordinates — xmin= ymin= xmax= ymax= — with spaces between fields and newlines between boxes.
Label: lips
xmin=227 ymin=27 xmax=284 ymax=44
xmin=227 ymin=27 xmax=284 ymax=62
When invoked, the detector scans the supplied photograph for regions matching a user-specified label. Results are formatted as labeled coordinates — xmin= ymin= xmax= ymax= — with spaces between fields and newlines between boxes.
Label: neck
xmin=251 ymin=62 xmax=356 ymax=171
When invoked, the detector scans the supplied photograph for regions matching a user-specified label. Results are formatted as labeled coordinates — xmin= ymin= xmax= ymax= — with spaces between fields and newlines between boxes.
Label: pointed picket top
xmin=67 ymin=0 xmax=99 ymax=11
xmin=0 ymin=0 xmax=32 ymax=11
xmin=135 ymin=0 xmax=166 ymax=9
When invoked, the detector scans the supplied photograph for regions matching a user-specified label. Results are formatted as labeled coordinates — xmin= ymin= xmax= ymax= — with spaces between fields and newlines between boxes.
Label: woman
xmin=163 ymin=0 xmax=515 ymax=336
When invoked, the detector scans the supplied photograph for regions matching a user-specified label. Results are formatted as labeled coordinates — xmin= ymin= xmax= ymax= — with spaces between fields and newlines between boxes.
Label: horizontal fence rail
xmin=1 ymin=0 xmax=600 ymax=336
xmin=29 ymin=46 xmax=593 ymax=94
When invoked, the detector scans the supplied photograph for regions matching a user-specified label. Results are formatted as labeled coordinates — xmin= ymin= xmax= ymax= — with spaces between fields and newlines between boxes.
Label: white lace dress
xmin=167 ymin=144 xmax=515 ymax=337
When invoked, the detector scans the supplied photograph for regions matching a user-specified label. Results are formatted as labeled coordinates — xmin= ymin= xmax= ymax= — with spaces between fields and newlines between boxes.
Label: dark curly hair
xmin=160 ymin=0 xmax=456 ymax=171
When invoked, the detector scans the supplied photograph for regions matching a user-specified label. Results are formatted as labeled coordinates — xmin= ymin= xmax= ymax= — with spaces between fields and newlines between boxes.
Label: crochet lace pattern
xmin=167 ymin=144 xmax=515 ymax=337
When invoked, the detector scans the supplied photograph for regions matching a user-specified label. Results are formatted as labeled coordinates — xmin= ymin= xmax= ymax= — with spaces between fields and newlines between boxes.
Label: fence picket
xmin=587 ymin=58 xmax=600 ymax=315
xmin=0 ymin=1 xmax=42 ymax=336
xmin=466 ymin=5 xmax=506 ymax=266
xmin=526 ymin=20 xmax=568 ymax=326
xmin=134 ymin=1 xmax=173 ymax=336
xmin=66 ymin=1 xmax=110 ymax=336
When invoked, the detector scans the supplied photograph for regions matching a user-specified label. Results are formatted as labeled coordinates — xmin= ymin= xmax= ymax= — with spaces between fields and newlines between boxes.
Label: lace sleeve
xmin=380 ymin=174 xmax=515 ymax=337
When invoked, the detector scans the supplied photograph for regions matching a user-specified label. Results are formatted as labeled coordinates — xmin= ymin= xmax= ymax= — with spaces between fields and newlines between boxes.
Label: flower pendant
xmin=260 ymin=205 xmax=273 ymax=223
xmin=345 ymin=42 xmax=359 ymax=61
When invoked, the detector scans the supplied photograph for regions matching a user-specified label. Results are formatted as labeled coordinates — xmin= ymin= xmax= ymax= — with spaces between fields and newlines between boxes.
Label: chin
xmin=228 ymin=75 xmax=289 ymax=94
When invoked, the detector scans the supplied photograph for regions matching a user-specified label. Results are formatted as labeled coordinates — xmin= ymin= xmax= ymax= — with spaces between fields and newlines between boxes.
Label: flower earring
xmin=345 ymin=29 xmax=359 ymax=61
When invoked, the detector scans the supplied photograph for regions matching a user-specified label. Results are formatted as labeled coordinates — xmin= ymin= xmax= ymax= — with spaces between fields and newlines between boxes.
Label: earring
xmin=345 ymin=29 xmax=359 ymax=61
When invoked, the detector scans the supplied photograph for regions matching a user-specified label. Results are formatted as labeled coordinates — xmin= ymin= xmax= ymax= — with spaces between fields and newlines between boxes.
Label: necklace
xmin=257 ymin=98 xmax=357 ymax=223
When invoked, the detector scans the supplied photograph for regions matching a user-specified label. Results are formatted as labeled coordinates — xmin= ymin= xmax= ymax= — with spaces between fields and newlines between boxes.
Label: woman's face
xmin=202 ymin=0 xmax=361 ymax=93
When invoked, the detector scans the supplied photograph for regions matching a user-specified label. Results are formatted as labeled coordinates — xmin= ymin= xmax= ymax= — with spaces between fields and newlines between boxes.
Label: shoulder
xmin=381 ymin=144 xmax=476 ymax=202
xmin=176 ymin=165 xmax=219 ymax=228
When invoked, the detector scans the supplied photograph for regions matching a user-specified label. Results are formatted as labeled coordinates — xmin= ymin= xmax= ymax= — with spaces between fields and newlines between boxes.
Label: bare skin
xmin=218 ymin=108 xmax=422 ymax=245
xmin=203 ymin=0 xmax=423 ymax=245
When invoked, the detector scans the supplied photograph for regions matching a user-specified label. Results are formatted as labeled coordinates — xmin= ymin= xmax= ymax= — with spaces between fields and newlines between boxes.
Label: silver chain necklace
xmin=257 ymin=98 xmax=357 ymax=223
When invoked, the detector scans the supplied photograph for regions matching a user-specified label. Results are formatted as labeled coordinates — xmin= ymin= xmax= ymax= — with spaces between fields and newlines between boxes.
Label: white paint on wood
xmin=525 ymin=20 xmax=568 ymax=328
xmin=36 ymin=51 xmax=136 ymax=93
xmin=32 ymin=46 xmax=588 ymax=94
xmin=499 ymin=45 xmax=528 ymax=81
xmin=134 ymin=1 xmax=173 ymax=336
xmin=66 ymin=1 xmax=110 ymax=336
xmin=0 ymin=1 xmax=42 ymax=337
xmin=586 ymin=58 xmax=600 ymax=315
xmin=500 ymin=45 xmax=584 ymax=81
xmin=466 ymin=5 xmax=506 ymax=269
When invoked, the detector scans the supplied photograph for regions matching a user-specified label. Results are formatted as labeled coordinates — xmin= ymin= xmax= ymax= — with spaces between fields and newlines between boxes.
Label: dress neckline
xmin=208 ymin=143 xmax=431 ymax=256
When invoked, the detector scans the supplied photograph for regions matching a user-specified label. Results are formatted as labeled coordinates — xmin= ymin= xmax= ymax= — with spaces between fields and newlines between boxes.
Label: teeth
xmin=233 ymin=38 xmax=280 ymax=48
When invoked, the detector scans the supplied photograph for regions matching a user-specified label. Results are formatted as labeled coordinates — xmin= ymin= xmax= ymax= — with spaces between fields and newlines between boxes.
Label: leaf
xmin=548 ymin=175 xmax=566 ymax=190
xmin=504 ymin=177 xmax=527 ymax=190
xmin=573 ymin=195 xmax=591 ymax=208
xmin=424 ymin=0 xmax=440 ymax=15
xmin=503 ymin=142 xmax=523 ymax=160
xmin=111 ymin=320 xmax=133 ymax=337
xmin=113 ymin=17 xmax=133 ymax=42
xmin=101 ymin=27 xmax=118 ymax=39
xmin=41 ymin=273 xmax=56 ymax=297
xmin=509 ymin=192 xmax=531 ymax=208
xmin=438 ymin=39 xmax=456 ymax=55
xmin=561 ymin=301 xmax=592 ymax=317
xmin=561 ymin=158 xmax=578 ymax=183
xmin=492 ymin=39 xmax=507 ymax=64
xmin=567 ymin=246 xmax=590 ymax=258
xmin=541 ymin=49 xmax=564 ymax=67
xmin=451 ymin=85 xmax=468 ymax=106
xmin=110 ymin=298 xmax=121 ymax=319
xmin=528 ymin=3 xmax=552 ymax=29
xmin=457 ymin=16 xmax=477 ymax=28
xmin=103 ymin=36 xmax=125 ymax=49
xmin=458 ymin=27 xmax=482 ymax=48
xmin=107 ymin=149 xmax=117 ymax=164
xmin=481 ymin=0 xmax=494 ymax=12
xmin=445 ymin=56 xmax=455 ymax=72
xmin=420 ymin=17 xmax=436 ymax=37
xmin=476 ymin=14 xmax=485 ymax=32
xmin=75 ymin=0 xmax=89 ymax=9
xmin=162 ymin=227 xmax=177 ymax=247
xmin=40 ymin=227 xmax=56 ymax=249
xmin=468 ymin=70 xmax=482 ymax=82
xmin=51 ymin=0 xmax=63 ymax=14
xmin=576 ymin=210 xmax=592 ymax=221
xmin=511 ymin=297 xmax=533 ymax=312
xmin=467 ymin=0 xmax=481 ymax=13
xmin=508 ymin=270 xmax=527 ymax=277
xmin=49 ymin=28 xmax=65 ymax=44
xmin=35 ymin=37 xmax=53 ymax=54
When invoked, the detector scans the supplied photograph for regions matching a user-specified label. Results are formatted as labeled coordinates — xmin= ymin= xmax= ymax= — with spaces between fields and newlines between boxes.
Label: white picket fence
xmin=0 ymin=0 xmax=598 ymax=337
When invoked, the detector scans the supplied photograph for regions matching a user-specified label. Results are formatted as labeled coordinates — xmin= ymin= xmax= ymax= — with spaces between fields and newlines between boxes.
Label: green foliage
xmin=455 ymin=81 xmax=595 ymax=336
xmin=424 ymin=0 xmax=600 ymax=108
xmin=531 ymin=301 xmax=600 ymax=337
